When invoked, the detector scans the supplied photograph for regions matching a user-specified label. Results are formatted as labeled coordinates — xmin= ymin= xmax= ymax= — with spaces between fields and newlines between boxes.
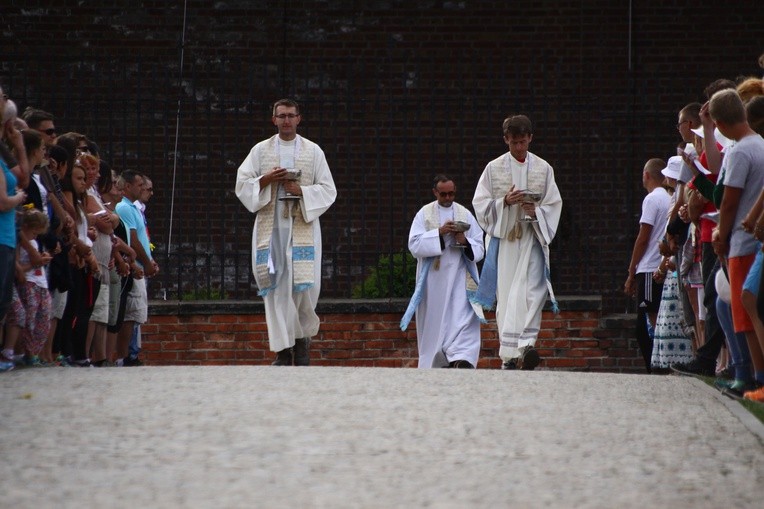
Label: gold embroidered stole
xmin=489 ymin=154 xmax=547 ymax=241
xmin=423 ymin=201 xmax=478 ymax=293
xmin=254 ymin=136 xmax=316 ymax=294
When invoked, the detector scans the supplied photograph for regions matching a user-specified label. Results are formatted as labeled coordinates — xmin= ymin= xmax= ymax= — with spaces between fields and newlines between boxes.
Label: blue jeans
xmin=129 ymin=322 xmax=141 ymax=359
xmin=716 ymin=296 xmax=752 ymax=382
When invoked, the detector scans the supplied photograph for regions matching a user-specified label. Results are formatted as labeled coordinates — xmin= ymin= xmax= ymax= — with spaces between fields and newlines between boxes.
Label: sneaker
xmin=670 ymin=358 xmax=715 ymax=377
xmin=448 ymin=360 xmax=475 ymax=369
xmin=123 ymin=356 xmax=144 ymax=367
xmin=0 ymin=351 xmax=15 ymax=365
xmin=23 ymin=355 xmax=44 ymax=368
xmin=723 ymin=381 xmax=761 ymax=401
xmin=713 ymin=378 xmax=736 ymax=392
xmin=519 ymin=346 xmax=540 ymax=371
xmin=72 ymin=358 xmax=94 ymax=368
xmin=743 ymin=385 xmax=764 ymax=403
xmin=55 ymin=355 xmax=73 ymax=367
xmin=0 ymin=360 xmax=13 ymax=373
xmin=501 ymin=360 xmax=518 ymax=370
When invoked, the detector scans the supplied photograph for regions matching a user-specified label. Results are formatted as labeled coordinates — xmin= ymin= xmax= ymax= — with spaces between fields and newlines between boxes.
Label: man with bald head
xmin=625 ymin=158 xmax=671 ymax=372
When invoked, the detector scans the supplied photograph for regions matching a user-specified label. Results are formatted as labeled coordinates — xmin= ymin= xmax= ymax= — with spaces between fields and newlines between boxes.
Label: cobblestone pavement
xmin=1 ymin=367 xmax=762 ymax=508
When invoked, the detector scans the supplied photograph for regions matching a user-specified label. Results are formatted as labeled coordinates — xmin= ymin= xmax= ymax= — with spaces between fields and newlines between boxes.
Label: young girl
xmin=4 ymin=208 xmax=52 ymax=366
xmin=59 ymin=162 xmax=100 ymax=366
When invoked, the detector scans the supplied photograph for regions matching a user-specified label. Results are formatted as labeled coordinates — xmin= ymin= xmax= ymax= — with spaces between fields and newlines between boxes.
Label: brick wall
xmin=142 ymin=297 xmax=645 ymax=373
xmin=3 ymin=2 xmax=763 ymax=311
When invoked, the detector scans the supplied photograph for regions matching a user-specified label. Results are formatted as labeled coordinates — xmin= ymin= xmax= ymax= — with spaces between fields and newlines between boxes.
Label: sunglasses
xmin=41 ymin=128 xmax=57 ymax=136
xmin=77 ymin=146 xmax=90 ymax=153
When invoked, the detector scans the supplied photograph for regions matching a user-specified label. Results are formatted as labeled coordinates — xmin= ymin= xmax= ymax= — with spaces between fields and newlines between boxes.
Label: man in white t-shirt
xmin=625 ymin=158 xmax=671 ymax=372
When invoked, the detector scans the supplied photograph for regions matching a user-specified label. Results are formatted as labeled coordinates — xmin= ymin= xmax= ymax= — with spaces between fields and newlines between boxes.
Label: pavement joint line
xmin=687 ymin=376 xmax=764 ymax=444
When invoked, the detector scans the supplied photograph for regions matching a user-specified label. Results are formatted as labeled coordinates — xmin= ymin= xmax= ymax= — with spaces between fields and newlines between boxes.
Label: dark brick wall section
xmin=3 ymin=2 xmax=763 ymax=310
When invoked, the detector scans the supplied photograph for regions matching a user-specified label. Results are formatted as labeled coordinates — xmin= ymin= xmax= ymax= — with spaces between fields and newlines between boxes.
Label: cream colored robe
xmin=235 ymin=134 xmax=337 ymax=352
xmin=472 ymin=151 xmax=562 ymax=361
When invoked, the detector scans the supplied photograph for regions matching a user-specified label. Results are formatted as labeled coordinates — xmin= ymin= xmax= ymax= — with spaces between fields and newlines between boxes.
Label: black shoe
xmin=272 ymin=348 xmax=293 ymax=366
xmin=502 ymin=360 xmax=518 ymax=370
xmin=448 ymin=360 xmax=475 ymax=369
xmin=519 ymin=346 xmax=540 ymax=371
xmin=293 ymin=338 xmax=310 ymax=366
xmin=123 ymin=356 xmax=144 ymax=367
xmin=670 ymin=358 xmax=714 ymax=377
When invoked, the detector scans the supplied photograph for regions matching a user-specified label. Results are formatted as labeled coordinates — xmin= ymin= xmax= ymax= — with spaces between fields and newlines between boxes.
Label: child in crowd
xmin=2 ymin=207 xmax=52 ymax=366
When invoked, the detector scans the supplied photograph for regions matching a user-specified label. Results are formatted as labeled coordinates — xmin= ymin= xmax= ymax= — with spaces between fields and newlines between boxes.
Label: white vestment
xmin=235 ymin=134 xmax=337 ymax=352
xmin=472 ymin=151 xmax=562 ymax=361
xmin=408 ymin=201 xmax=485 ymax=368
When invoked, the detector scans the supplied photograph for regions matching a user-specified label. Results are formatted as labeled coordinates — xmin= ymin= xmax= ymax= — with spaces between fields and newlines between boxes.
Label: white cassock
xmin=472 ymin=151 xmax=562 ymax=361
xmin=235 ymin=134 xmax=337 ymax=352
xmin=408 ymin=202 xmax=485 ymax=368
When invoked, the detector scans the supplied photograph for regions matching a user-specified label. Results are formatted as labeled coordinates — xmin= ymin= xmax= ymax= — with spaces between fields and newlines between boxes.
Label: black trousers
xmin=55 ymin=267 xmax=100 ymax=360
xmin=696 ymin=243 xmax=725 ymax=364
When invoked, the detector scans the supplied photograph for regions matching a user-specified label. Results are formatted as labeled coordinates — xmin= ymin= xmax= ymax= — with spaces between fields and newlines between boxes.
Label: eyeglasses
xmin=676 ymin=120 xmax=689 ymax=129
xmin=274 ymin=114 xmax=299 ymax=120
xmin=77 ymin=146 xmax=90 ymax=153
xmin=437 ymin=191 xmax=455 ymax=197
xmin=41 ymin=128 xmax=56 ymax=136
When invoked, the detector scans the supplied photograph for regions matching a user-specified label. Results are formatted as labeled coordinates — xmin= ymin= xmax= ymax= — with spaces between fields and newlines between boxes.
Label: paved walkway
xmin=1 ymin=367 xmax=762 ymax=508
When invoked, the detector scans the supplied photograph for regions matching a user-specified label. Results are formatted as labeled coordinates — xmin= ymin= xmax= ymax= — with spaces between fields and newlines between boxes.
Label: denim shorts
xmin=743 ymin=245 xmax=763 ymax=295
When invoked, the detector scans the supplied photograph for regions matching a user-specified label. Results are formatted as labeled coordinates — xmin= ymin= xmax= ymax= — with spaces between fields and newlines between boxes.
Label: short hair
xmin=704 ymin=79 xmax=736 ymax=100
xmin=645 ymin=158 xmax=665 ymax=183
xmin=736 ymin=78 xmax=764 ymax=103
xmin=432 ymin=174 xmax=453 ymax=189
xmin=272 ymin=98 xmax=300 ymax=116
xmin=21 ymin=107 xmax=54 ymax=129
xmin=746 ymin=96 xmax=764 ymax=136
xmin=502 ymin=115 xmax=533 ymax=137
xmin=21 ymin=129 xmax=42 ymax=156
xmin=119 ymin=169 xmax=143 ymax=186
xmin=709 ymin=89 xmax=746 ymax=126
xmin=679 ymin=102 xmax=702 ymax=124
xmin=47 ymin=144 xmax=68 ymax=166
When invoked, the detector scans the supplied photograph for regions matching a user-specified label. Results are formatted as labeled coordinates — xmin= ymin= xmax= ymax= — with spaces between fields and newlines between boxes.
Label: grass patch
xmin=699 ymin=375 xmax=764 ymax=425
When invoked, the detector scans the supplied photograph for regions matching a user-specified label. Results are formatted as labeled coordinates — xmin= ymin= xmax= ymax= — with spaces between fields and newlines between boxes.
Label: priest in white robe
xmin=402 ymin=175 xmax=485 ymax=368
xmin=235 ymin=99 xmax=337 ymax=366
xmin=472 ymin=115 xmax=562 ymax=370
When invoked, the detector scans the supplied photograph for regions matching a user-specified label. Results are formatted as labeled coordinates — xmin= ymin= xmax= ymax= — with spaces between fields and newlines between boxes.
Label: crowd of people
xmin=625 ymin=74 xmax=764 ymax=403
xmin=0 ymin=85 xmax=158 ymax=372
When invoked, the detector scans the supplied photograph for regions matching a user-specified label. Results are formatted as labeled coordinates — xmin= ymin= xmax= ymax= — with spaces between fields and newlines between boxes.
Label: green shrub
xmin=352 ymin=251 xmax=417 ymax=298
xmin=181 ymin=288 xmax=228 ymax=301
